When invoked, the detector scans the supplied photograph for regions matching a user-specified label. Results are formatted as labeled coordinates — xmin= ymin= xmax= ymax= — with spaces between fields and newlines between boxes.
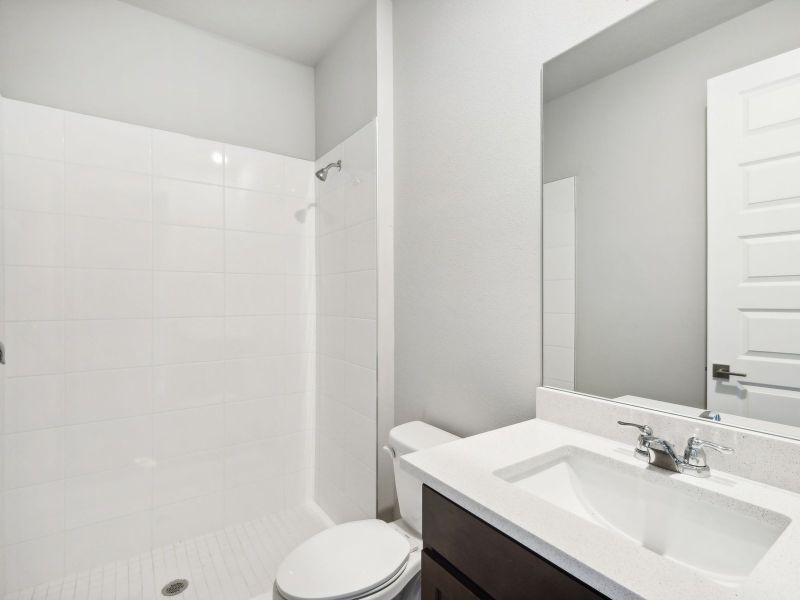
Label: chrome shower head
xmin=315 ymin=160 xmax=341 ymax=182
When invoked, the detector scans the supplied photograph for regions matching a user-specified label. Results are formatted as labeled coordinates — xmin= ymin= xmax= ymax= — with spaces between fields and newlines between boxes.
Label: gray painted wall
xmin=314 ymin=1 xmax=377 ymax=159
xmin=543 ymin=0 xmax=800 ymax=408
xmin=0 ymin=0 xmax=315 ymax=159
xmin=393 ymin=0 xmax=652 ymax=437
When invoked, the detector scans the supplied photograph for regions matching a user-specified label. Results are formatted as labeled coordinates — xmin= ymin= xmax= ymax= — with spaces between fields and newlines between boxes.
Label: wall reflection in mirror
xmin=541 ymin=0 xmax=800 ymax=437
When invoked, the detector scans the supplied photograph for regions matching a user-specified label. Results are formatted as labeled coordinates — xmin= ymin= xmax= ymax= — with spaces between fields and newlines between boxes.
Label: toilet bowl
xmin=274 ymin=421 xmax=459 ymax=600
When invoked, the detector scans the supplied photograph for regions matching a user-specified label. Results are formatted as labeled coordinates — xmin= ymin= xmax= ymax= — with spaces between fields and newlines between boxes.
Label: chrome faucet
xmin=617 ymin=421 xmax=734 ymax=478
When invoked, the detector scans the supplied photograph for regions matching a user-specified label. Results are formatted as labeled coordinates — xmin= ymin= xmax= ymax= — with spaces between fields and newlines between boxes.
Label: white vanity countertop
xmin=400 ymin=418 xmax=800 ymax=600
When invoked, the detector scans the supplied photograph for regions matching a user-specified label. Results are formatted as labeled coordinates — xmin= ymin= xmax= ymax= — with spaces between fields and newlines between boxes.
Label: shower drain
xmin=161 ymin=579 xmax=190 ymax=596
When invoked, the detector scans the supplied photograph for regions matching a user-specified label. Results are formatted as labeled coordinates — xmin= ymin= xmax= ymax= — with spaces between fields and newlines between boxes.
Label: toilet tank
xmin=388 ymin=421 xmax=459 ymax=535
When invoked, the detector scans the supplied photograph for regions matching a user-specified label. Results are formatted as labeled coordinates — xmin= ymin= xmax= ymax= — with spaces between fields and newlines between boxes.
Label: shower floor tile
xmin=5 ymin=503 xmax=331 ymax=600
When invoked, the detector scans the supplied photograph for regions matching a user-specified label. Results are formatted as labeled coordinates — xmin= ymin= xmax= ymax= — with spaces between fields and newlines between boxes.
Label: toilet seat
xmin=276 ymin=519 xmax=412 ymax=600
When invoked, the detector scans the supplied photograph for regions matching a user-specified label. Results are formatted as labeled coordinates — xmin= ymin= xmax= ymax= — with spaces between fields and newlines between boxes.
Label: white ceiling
xmin=120 ymin=0 xmax=373 ymax=65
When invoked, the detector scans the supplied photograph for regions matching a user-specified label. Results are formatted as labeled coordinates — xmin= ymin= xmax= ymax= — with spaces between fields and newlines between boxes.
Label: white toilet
xmin=274 ymin=421 xmax=459 ymax=600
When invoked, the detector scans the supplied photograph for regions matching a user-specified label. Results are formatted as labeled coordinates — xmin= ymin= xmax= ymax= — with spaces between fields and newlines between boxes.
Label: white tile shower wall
xmin=314 ymin=122 xmax=377 ymax=524
xmin=0 ymin=98 xmax=316 ymax=592
xmin=542 ymin=177 xmax=575 ymax=390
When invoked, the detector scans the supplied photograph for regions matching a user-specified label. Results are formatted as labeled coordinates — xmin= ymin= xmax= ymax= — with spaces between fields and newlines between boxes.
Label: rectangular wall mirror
xmin=541 ymin=0 xmax=800 ymax=439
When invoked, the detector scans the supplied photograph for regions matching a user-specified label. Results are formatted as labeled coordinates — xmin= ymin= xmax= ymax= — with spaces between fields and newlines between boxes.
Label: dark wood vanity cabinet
xmin=422 ymin=485 xmax=607 ymax=599
xmin=421 ymin=551 xmax=486 ymax=600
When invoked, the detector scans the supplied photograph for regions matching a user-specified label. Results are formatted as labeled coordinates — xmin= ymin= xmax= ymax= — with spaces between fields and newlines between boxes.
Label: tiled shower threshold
xmin=5 ymin=503 xmax=332 ymax=600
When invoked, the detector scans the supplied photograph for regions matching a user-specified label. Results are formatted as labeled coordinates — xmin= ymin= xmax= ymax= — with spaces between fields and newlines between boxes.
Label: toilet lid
xmin=276 ymin=519 xmax=410 ymax=600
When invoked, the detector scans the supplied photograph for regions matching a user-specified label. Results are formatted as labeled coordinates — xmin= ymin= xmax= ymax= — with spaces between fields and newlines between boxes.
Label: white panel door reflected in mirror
xmin=707 ymin=48 xmax=800 ymax=427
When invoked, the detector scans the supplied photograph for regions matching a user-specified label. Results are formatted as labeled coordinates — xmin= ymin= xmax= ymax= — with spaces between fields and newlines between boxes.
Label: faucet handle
xmin=683 ymin=436 xmax=734 ymax=472
xmin=618 ymin=422 xmax=653 ymax=461
xmin=686 ymin=436 xmax=734 ymax=455
xmin=617 ymin=421 xmax=653 ymax=436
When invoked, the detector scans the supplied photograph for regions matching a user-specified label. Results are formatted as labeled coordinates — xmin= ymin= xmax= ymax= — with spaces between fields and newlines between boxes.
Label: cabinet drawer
xmin=421 ymin=550 xmax=487 ymax=600
xmin=423 ymin=485 xmax=606 ymax=599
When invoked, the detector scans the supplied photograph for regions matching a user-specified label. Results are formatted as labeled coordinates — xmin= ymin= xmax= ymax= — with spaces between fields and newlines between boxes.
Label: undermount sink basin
xmin=494 ymin=446 xmax=790 ymax=586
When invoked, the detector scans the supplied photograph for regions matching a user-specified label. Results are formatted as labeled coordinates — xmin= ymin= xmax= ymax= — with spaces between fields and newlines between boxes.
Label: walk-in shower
xmin=0 ymin=96 xmax=379 ymax=600
xmin=0 ymin=1 xmax=382 ymax=597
